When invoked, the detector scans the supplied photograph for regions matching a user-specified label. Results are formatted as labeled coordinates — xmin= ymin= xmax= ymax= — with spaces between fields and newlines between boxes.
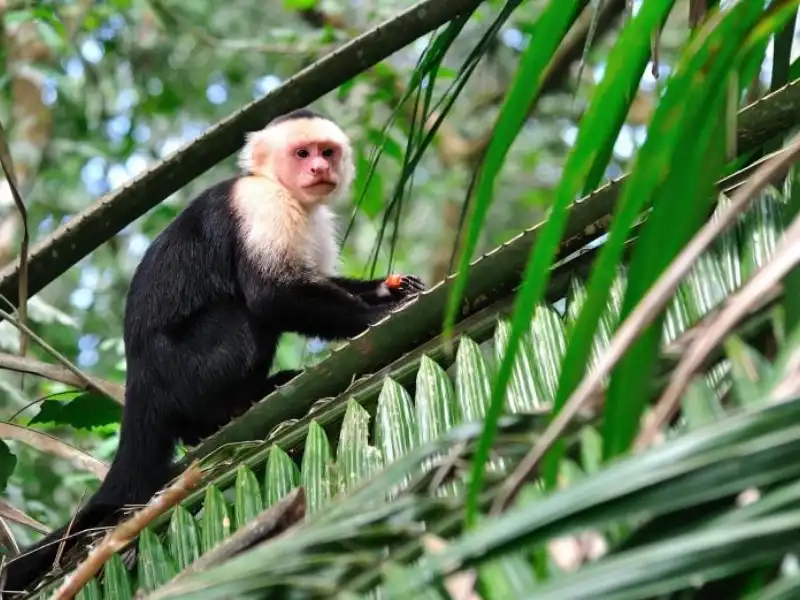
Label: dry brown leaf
xmin=0 ymin=351 xmax=124 ymax=400
xmin=0 ymin=306 xmax=123 ymax=405
xmin=0 ymin=497 xmax=50 ymax=534
xmin=0 ymin=422 xmax=107 ymax=479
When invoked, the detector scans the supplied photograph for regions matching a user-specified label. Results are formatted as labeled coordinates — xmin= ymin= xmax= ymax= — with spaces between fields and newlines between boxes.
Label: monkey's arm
xmin=329 ymin=274 xmax=426 ymax=305
xmin=276 ymin=279 xmax=392 ymax=339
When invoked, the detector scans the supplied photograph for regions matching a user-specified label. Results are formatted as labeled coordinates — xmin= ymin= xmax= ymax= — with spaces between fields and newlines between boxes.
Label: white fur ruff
xmin=231 ymin=177 xmax=340 ymax=277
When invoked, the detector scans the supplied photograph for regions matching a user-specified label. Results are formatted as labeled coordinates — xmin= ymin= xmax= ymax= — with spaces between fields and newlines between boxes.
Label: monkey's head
xmin=239 ymin=109 xmax=355 ymax=207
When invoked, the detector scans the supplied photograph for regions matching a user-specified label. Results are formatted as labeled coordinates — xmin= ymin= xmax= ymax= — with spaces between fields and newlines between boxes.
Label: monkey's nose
xmin=310 ymin=161 xmax=330 ymax=175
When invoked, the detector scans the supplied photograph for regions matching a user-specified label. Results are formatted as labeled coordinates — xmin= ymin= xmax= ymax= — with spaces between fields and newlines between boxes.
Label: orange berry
xmin=385 ymin=274 xmax=403 ymax=289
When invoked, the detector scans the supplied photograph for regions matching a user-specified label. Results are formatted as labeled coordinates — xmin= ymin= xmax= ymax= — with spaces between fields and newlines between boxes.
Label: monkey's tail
xmin=2 ymin=396 xmax=176 ymax=595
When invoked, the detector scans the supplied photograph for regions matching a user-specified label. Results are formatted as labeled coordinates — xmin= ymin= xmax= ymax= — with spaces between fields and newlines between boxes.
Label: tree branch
xmin=0 ymin=0 xmax=488 ymax=313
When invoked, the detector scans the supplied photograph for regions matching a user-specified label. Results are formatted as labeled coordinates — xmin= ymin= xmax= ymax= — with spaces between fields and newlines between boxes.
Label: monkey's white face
xmin=239 ymin=117 xmax=355 ymax=208
xmin=276 ymin=139 xmax=344 ymax=205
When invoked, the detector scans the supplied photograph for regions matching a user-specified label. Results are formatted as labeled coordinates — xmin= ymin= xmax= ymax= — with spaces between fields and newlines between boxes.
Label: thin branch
xmin=0 ymin=498 xmax=50 ymax=534
xmin=49 ymin=464 xmax=204 ymax=600
xmin=0 ymin=519 xmax=20 ymax=564
xmin=0 ymin=351 xmax=124 ymax=400
xmin=0 ymin=0 xmax=488 ymax=313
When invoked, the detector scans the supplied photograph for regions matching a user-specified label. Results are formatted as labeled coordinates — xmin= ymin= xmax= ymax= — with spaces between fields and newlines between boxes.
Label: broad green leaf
xmin=102 ymin=554 xmax=133 ymax=600
xmin=264 ymin=444 xmax=300 ymax=507
xmin=354 ymin=149 xmax=384 ymax=218
xmin=579 ymin=426 xmax=603 ymax=476
xmin=530 ymin=305 xmax=566 ymax=400
xmin=760 ymin=575 xmax=800 ymax=600
xmin=138 ymin=528 xmax=177 ymax=592
xmin=386 ymin=398 xmax=800 ymax=596
xmin=783 ymin=165 xmax=800 ymax=331
xmin=525 ymin=512 xmax=800 ymax=600
xmin=29 ymin=391 xmax=122 ymax=430
xmin=415 ymin=355 xmax=461 ymax=444
xmin=33 ymin=19 xmax=66 ymax=52
xmin=374 ymin=378 xmax=417 ymax=464
xmin=283 ymin=0 xmax=317 ymax=9
xmin=770 ymin=8 xmax=797 ymax=93
xmin=302 ymin=420 xmax=334 ymax=515
xmin=167 ymin=505 xmax=201 ymax=571
xmin=365 ymin=129 xmax=404 ymax=162
xmin=724 ymin=336 xmax=772 ymax=406
xmin=337 ymin=399 xmax=378 ymax=493
xmin=478 ymin=554 xmax=538 ymax=600
xmin=454 ymin=336 xmax=492 ymax=423
xmin=234 ymin=465 xmax=264 ymax=530
xmin=383 ymin=562 xmax=445 ymax=600
xmin=200 ymin=486 xmax=231 ymax=553
xmin=493 ymin=320 xmax=545 ymax=412
xmin=605 ymin=91 xmax=729 ymax=457
xmin=600 ymin=0 xmax=791 ymax=458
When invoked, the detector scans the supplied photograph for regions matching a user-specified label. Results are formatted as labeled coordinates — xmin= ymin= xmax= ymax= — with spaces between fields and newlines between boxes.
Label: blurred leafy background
xmin=3 ymin=0 xmax=800 ymax=598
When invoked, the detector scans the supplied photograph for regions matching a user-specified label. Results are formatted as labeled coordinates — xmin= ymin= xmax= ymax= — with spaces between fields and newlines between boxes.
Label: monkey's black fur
xmin=2 ymin=172 xmax=423 ymax=593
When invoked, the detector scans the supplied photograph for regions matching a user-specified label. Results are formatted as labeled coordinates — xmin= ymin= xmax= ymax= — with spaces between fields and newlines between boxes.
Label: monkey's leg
xmin=178 ymin=368 xmax=302 ymax=447
xmin=164 ymin=308 xmax=281 ymax=445
xmin=236 ymin=368 xmax=303 ymax=411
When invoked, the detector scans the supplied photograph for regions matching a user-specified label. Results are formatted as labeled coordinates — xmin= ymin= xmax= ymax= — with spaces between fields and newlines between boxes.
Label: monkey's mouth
xmin=304 ymin=180 xmax=337 ymax=192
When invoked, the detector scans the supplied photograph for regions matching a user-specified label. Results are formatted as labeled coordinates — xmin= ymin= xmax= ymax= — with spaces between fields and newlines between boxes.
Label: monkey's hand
xmin=327 ymin=274 xmax=425 ymax=308
xmin=384 ymin=274 xmax=426 ymax=299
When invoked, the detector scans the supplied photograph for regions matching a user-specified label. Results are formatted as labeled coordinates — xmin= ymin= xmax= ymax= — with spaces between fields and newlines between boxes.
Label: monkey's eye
xmin=296 ymin=149 xmax=310 ymax=159
xmin=322 ymin=148 xmax=335 ymax=158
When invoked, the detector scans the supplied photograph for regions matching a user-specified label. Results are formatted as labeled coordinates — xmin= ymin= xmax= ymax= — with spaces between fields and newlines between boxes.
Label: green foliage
xmin=27 ymin=173 xmax=794 ymax=598
xmin=28 ymin=392 xmax=122 ymax=431
xmin=6 ymin=0 xmax=800 ymax=598
xmin=468 ymin=0 xmax=675 ymax=519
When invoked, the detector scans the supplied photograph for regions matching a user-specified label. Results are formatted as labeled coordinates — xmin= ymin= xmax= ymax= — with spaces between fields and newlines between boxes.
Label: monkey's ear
xmin=238 ymin=130 xmax=271 ymax=175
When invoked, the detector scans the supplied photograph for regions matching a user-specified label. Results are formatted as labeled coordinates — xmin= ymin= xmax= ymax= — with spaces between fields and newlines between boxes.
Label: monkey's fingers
xmin=386 ymin=274 xmax=426 ymax=294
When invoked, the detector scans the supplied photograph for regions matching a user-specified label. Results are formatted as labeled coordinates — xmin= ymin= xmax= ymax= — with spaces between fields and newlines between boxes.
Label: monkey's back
xmin=123 ymin=178 xmax=244 ymax=350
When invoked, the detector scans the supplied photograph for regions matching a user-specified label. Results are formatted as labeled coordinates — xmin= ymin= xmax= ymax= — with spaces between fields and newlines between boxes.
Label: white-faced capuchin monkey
xmin=2 ymin=108 xmax=425 ymax=594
